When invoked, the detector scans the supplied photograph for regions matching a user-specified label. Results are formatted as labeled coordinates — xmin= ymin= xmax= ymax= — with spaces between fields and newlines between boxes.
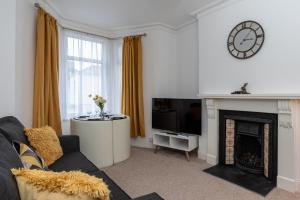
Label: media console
xmin=153 ymin=130 xmax=199 ymax=161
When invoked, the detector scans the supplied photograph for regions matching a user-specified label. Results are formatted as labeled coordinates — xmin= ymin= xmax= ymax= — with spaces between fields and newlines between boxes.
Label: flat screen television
xmin=152 ymin=98 xmax=202 ymax=135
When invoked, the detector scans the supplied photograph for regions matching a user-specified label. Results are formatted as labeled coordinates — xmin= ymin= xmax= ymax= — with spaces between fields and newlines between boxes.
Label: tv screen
xmin=152 ymin=98 xmax=202 ymax=135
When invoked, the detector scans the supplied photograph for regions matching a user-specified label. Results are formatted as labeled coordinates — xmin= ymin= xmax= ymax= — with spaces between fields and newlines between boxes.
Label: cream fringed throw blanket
xmin=11 ymin=169 xmax=110 ymax=200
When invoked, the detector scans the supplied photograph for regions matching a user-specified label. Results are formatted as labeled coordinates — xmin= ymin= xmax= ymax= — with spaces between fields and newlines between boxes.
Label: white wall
xmin=0 ymin=0 xmax=16 ymax=117
xmin=176 ymin=22 xmax=199 ymax=99
xmin=198 ymin=0 xmax=300 ymax=95
xmin=131 ymin=27 xmax=179 ymax=148
xmin=15 ymin=0 xmax=36 ymax=127
xmin=0 ymin=0 xmax=36 ymax=126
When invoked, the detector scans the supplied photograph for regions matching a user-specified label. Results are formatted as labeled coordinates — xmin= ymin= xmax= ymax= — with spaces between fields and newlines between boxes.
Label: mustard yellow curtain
xmin=33 ymin=8 xmax=62 ymax=135
xmin=122 ymin=36 xmax=145 ymax=138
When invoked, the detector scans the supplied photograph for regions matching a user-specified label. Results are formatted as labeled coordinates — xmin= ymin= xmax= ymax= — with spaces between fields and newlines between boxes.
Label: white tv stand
xmin=153 ymin=130 xmax=199 ymax=161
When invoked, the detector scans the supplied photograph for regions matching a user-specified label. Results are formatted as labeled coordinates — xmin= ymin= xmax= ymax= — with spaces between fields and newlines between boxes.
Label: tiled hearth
xmin=198 ymin=95 xmax=300 ymax=193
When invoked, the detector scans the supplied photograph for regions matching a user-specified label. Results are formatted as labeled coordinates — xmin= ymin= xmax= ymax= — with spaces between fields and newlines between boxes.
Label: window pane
xmin=73 ymin=38 xmax=79 ymax=57
xmin=67 ymin=36 xmax=102 ymax=61
xmin=65 ymin=60 xmax=102 ymax=118
xmin=82 ymin=40 xmax=92 ymax=59
xmin=97 ymin=43 xmax=102 ymax=60
xmin=67 ymin=38 xmax=74 ymax=56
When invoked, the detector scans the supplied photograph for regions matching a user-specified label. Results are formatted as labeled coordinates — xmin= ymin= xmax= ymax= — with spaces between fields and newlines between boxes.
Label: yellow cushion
xmin=24 ymin=126 xmax=63 ymax=166
xmin=11 ymin=169 xmax=110 ymax=200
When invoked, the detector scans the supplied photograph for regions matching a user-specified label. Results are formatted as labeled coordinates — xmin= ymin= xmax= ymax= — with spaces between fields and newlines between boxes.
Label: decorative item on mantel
xmin=89 ymin=94 xmax=107 ymax=118
xmin=231 ymin=83 xmax=250 ymax=94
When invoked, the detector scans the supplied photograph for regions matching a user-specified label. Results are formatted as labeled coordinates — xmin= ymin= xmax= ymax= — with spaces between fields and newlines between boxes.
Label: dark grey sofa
xmin=0 ymin=116 xmax=163 ymax=200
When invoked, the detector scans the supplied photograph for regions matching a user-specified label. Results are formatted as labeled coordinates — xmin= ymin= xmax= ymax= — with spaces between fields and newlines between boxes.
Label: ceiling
xmin=45 ymin=0 xmax=214 ymax=30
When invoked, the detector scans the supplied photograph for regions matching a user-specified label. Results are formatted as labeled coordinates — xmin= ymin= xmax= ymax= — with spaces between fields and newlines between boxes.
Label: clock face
xmin=227 ymin=21 xmax=265 ymax=59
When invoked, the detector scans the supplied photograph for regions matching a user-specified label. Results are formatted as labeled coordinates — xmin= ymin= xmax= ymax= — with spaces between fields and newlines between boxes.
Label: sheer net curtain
xmin=60 ymin=30 xmax=122 ymax=120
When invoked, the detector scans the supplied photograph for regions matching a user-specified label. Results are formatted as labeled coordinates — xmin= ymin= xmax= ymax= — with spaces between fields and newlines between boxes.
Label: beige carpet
xmin=103 ymin=148 xmax=300 ymax=200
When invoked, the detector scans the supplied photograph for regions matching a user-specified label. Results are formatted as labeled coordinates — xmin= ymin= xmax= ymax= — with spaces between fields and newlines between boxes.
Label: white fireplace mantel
xmin=198 ymin=95 xmax=300 ymax=193
xmin=198 ymin=93 xmax=300 ymax=100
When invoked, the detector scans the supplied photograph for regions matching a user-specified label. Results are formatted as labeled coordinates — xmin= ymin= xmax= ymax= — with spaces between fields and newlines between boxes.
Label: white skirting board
xmin=296 ymin=179 xmax=300 ymax=193
xmin=197 ymin=151 xmax=207 ymax=160
xmin=206 ymin=154 xmax=217 ymax=165
xmin=277 ymin=176 xmax=297 ymax=193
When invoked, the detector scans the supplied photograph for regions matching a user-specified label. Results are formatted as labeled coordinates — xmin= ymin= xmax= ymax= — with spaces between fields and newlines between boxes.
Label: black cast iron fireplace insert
xmin=235 ymin=121 xmax=264 ymax=175
xmin=204 ymin=110 xmax=278 ymax=196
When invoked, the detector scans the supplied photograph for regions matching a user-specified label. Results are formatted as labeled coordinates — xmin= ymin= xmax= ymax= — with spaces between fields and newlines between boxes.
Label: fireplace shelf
xmin=198 ymin=93 xmax=300 ymax=99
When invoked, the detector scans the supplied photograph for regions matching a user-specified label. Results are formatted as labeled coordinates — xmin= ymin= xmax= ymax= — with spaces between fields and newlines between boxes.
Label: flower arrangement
xmin=88 ymin=94 xmax=107 ymax=115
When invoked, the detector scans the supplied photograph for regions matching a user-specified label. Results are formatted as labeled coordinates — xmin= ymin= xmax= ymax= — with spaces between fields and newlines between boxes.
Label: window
xmin=60 ymin=30 xmax=122 ymax=120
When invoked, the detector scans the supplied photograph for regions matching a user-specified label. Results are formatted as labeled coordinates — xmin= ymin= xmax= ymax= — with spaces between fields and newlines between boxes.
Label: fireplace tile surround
xmin=198 ymin=95 xmax=300 ymax=193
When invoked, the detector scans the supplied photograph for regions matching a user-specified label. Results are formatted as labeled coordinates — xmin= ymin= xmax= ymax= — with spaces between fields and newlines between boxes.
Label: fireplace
xmin=202 ymin=97 xmax=300 ymax=194
xmin=219 ymin=110 xmax=278 ymax=184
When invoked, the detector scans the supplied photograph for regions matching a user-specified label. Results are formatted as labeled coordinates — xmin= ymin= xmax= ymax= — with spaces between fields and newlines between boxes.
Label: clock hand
xmin=240 ymin=30 xmax=252 ymax=45
xmin=243 ymin=38 xmax=254 ymax=41
xmin=243 ymin=30 xmax=252 ymax=40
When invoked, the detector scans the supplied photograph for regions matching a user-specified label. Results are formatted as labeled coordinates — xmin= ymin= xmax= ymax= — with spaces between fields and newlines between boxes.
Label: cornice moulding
xmin=40 ymin=0 xmax=199 ymax=36
xmin=27 ymin=0 xmax=37 ymax=4
xmin=190 ymin=0 xmax=227 ymax=16
xmin=111 ymin=22 xmax=176 ymax=32
xmin=36 ymin=0 xmax=62 ymax=20
xmin=175 ymin=19 xmax=198 ymax=31
xmin=60 ymin=18 xmax=114 ymax=39
xmin=113 ymin=23 xmax=178 ymax=38
xmin=40 ymin=0 xmax=242 ymax=37
xmin=190 ymin=0 xmax=245 ymax=19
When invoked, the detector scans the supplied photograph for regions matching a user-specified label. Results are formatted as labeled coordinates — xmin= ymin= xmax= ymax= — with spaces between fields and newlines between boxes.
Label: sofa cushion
xmin=0 ymin=134 xmax=23 ymax=169
xmin=0 ymin=133 xmax=23 ymax=200
xmin=49 ymin=152 xmax=98 ymax=173
xmin=0 ymin=116 xmax=28 ymax=145
xmin=25 ymin=126 xmax=63 ymax=166
xmin=13 ymin=141 xmax=47 ymax=170
xmin=90 ymin=170 xmax=131 ymax=200
xmin=59 ymin=135 xmax=80 ymax=154
xmin=0 ymin=167 xmax=21 ymax=200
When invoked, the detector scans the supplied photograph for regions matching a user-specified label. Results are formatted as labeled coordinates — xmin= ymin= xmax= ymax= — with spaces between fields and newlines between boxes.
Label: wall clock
xmin=227 ymin=20 xmax=265 ymax=59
